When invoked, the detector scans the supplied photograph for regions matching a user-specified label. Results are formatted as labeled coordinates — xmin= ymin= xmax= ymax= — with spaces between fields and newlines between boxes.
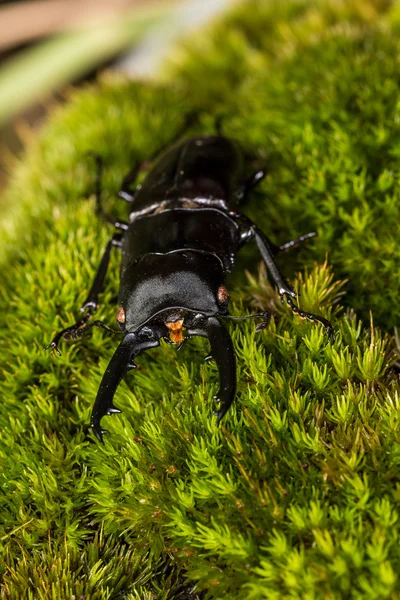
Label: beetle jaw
xmin=118 ymin=276 xmax=231 ymax=339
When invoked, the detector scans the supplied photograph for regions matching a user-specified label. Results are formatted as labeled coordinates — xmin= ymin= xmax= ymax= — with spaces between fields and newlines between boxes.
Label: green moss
xmin=1 ymin=1 xmax=400 ymax=598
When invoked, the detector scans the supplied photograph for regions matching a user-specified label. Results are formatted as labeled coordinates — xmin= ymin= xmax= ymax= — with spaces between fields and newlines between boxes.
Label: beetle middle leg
xmin=45 ymin=234 xmax=122 ymax=355
xmin=239 ymin=168 xmax=318 ymax=254
xmin=277 ymin=231 xmax=317 ymax=253
xmin=238 ymin=215 xmax=334 ymax=341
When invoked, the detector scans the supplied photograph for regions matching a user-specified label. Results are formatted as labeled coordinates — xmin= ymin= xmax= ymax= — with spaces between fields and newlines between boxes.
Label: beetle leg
xmin=245 ymin=169 xmax=266 ymax=192
xmin=220 ymin=310 xmax=271 ymax=333
xmin=253 ymin=228 xmax=334 ymax=339
xmin=235 ymin=168 xmax=267 ymax=205
xmin=91 ymin=334 xmax=160 ymax=442
xmin=255 ymin=227 xmax=335 ymax=338
xmin=45 ymin=234 xmax=122 ymax=355
xmin=46 ymin=320 xmax=121 ymax=356
xmin=278 ymin=231 xmax=317 ymax=253
xmin=80 ymin=234 xmax=122 ymax=312
xmin=259 ymin=231 xmax=317 ymax=257
xmin=92 ymin=154 xmax=129 ymax=230
xmin=284 ymin=296 xmax=335 ymax=342
xmin=252 ymin=224 xmax=297 ymax=298
xmin=118 ymin=159 xmax=147 ymax=202
xmin=237 ymin=215 xmax=334 ymax=340
xmin=188 ymin=317 xmax=236 ymax=422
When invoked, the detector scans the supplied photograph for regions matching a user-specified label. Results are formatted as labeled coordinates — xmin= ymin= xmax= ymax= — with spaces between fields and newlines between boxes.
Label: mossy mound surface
xmin=1 ymin=1 xmax=400 ymax=598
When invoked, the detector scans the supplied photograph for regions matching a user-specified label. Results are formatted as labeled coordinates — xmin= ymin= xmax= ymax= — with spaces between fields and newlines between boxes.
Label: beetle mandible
xmin=46 ymin=124 xmax=334 ymax=442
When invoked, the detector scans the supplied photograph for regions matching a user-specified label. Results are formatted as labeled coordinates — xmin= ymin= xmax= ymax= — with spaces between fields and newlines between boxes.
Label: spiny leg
xmin=240 ymin=167 xmax=316 ymax=254
xmin=238 ymin=169 xmax=316 ymax=255
xmin=235 ymin=168 xmax=266 ymax=205
xmin=253 ymin=225 xmax=297 ymax=298
xmin=45 ymin=234 xmax=122 ymax=354
xmin=63 ymin=320 xmax=120 ymax=341
xmin=264 ymin=230 xmax=317 ymax=257
xmin=253 ymin=227 xmax=334 ymax=339
xmin=254 ymin=227 xmax=334 ymax=338
xmin=285 ymin=295 xmax=335 ymax=342
xmin=221 ymin=310 xmax=272 ymax=333
xmin=236 ymin=214 xmax=334 ymax=341
xmin=278 ymin=231 xmax=317 ymax=253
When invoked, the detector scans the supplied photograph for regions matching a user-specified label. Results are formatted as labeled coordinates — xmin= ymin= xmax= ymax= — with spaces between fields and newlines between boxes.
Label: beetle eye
xmin=116 ymin=306 xmax=125 ymax=323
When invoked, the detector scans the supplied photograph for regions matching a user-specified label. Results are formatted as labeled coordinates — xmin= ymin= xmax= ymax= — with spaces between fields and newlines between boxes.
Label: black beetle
xmin=47 ymin=126 xmax=334 ymax=442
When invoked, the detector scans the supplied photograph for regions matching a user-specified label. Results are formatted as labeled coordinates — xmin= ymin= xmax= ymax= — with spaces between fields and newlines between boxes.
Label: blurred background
xmin=0 ymin=0 xmax=237 ymax=191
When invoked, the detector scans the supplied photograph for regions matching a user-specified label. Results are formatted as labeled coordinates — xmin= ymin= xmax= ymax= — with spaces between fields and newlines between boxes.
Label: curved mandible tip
xmin=91 ymin=332 xmax=160 ymax=443
xmin=188 ymin=316 xmax=236 ymax=422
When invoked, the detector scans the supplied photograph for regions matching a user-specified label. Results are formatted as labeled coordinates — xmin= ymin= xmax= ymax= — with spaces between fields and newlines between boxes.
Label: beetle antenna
xmin=63 ymin=320 xmax=121 ymax=341
xmin=45 ymin=319 xmax=121 ymax=355
xmin=220 ymin=311 xmax=271 ymax=332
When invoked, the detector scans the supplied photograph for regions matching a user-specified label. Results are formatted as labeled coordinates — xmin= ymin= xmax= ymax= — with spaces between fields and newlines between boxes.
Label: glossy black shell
xmin=46 ymin=129 xmax=334 ymax=443
xmin=128 ymin=135 xmax=244 ymax=216
xmin=118 ymin=136 xmax=245 ymax=332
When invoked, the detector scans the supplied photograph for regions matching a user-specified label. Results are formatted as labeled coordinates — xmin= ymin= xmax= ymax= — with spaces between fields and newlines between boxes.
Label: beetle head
xmin=92 ymin=251 xmax=234 ymax=441
xmin=117 ymin=250 xmax=229 ymax=339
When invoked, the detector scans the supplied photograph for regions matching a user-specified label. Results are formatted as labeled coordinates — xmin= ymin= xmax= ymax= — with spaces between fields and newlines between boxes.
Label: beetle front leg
xmin=188 ymin=316 xmax=236 ymax=422
xmin=277 ymin=231 xmax=317 ymax=253
xmin=46 ymin=234 xmax=122 ymax=354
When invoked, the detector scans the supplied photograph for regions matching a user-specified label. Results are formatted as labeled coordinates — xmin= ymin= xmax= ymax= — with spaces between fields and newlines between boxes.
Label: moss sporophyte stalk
xmin=1 ymin=0 xmax=400 ymax=598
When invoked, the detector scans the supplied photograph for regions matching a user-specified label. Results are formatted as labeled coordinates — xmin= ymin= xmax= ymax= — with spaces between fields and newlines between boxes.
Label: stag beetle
xmin=46 ymin=122 xmax=334 ymax=442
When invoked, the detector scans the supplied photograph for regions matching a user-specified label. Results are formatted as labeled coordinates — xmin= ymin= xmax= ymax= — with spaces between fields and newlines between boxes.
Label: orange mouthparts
xmin=166 ymin=319 xmax=184 ymax=344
